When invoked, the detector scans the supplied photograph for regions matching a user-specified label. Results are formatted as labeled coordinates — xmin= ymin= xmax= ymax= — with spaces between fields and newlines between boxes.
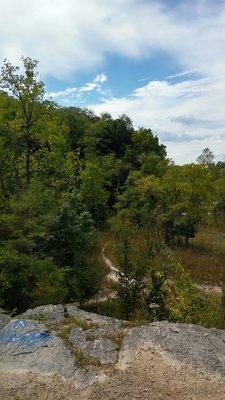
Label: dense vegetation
xmin=0 ymin=57 xmax=225 ymax=328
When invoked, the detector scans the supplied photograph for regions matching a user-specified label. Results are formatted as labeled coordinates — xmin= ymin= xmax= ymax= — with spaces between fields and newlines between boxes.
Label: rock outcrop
xmin=1 ymin=304 xmax=225 ymax=398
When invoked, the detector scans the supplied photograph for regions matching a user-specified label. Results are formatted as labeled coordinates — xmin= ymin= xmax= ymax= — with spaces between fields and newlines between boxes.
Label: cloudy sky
xmin=0 ymin=0 xmax=225 ymax=163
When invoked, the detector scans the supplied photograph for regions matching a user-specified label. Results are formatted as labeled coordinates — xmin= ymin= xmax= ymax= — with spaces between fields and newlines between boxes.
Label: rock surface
xmin=69 ymin=327 xmax=86 ymax=348
xmin=0 ymin=318 xmax=75 ymax=378
xmin=2 ymin=304 xmax=225 ymax=399
xmin=66 ymin=304 xmax=122 ymax=329
xmin=0 ymin=313 xmax=11 ymax=330
xmin=83 ymin=338 xmax=118 ymax=364
xmin=20 ymin=304 xmax=65 ymax=321
xmin=118 ymin=320 xmax=225 ymax=374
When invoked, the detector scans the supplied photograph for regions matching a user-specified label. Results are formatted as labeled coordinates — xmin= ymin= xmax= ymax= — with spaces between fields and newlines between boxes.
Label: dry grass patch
xmin=172 ymin=224 xmax=225 ymax=284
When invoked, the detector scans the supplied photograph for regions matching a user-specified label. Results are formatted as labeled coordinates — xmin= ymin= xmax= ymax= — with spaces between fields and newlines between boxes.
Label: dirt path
xmin=102 ymin=242 xmax=223 ymax=295
xmin=194 ymin=283 xmax=222 ymax=294
xmin=102 ymin=242 xmax=120 ymax=283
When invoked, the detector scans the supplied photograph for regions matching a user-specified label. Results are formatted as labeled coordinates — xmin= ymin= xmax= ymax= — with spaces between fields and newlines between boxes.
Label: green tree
xmin=67 ymin=258 xmax=103 ymax=307
xmin=113 ymin=222 xmax=146 ymax=319
xmin=0 ymin=57 xmax=46 ymax=184
xmin=162 ymin=164 xmax=214 ymax=246
xmin=48 ymin=192 xmax=94 ymax=267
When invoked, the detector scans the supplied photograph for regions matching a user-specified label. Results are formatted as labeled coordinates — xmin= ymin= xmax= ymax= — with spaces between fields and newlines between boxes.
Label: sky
xmin=0 ymin=0 xmax=225 ymax=163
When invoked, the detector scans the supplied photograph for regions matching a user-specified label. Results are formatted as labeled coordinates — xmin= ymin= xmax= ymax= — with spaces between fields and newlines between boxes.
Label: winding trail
xmin=102 ymin=241 xmax=223 ymax=295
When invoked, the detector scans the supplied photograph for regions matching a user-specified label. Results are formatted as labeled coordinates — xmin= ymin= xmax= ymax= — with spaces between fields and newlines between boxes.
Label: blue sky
xmin=0 ymin=0 xmax=225 ymax=163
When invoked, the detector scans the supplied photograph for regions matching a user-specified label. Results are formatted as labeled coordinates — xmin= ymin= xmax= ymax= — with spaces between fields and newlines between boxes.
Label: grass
xmin=95 ymin=220 xmax=225 ymax=286
xmin=46 ymin=315 xmax=99 ymax=333
xmin=22 ymin=313 xmax=47 ymax=322
xmin=84 ymin=298 xmax=123 ymax=319
xmin=106 ymin=331 xmax=125 ymax=348
xmin=172 ymin=223 xmax=225 ymax=285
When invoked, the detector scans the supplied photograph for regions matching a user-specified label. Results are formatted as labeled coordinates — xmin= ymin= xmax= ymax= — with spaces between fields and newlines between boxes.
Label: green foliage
xmin=0 ymin=241 xmax=67 ymax=311
xmin=0 ymin=56 xmax=224 ymax=331
xmin=146 ymin=268 xmax=169 ymax=320
xmin=113 ymin=223 xmax=147 ymax=319
xmin=48 ymin=192 xmax=94 ymax=267
xmin=80 ymin=159 xmax=109 ymax=223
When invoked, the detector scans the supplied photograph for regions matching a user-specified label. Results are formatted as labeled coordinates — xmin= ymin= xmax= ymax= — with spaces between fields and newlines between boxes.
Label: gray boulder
xmin=0 ymin=318 xmax=75 ymax=378
xmin=86 ymin=324 xmax=122 ymax=339
xmin=69 ymin=326 xmax=119 ymax=365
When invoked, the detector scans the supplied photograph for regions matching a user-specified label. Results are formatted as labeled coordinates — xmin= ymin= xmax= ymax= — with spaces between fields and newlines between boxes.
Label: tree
xmin=0 ymin=57 xmax=47 ymax=184
xmin=197 ymin=147 xmax=215 ymax=168
xmin=214 ymin=166 xmax=225 ymax=220
xmin=48 ymin=192 xmax=94 ymax=267
xmin=162 ymin=164 xmax=214 ymax=246
xmin=113 ymin=222 xmax=146 ymax=319
xmin=0 ymin=171 xmax=70 ymax=312
xmin=131 ymin=128 xmax=167 ymax=171
xmin=116 ymin=171 xmax=164 ymax=256
xmin=67 ymin=258 xmax=103 ymax=307
xmin=83 ymin=114 xmax=133 ymax=158
xmin=80 ymin=159 xmax=109 ymax=223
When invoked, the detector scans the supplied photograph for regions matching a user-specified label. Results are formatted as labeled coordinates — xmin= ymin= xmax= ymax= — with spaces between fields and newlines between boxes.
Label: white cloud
xmin=94 ymin=73 xmax=107 ymax=83
xmin=79 ymin=83 xmax=99 ymax=92
xmin=0 ymin=0 xmax=225 ymax=79
xmin=48 ymin=87 xmax=77 ymax=99
xmin=166 ymin=69 xmax=199 ymax=79
xmin=46 ymin=72 xmax=108 ymax=101
xmin=90 ymin=76 xmax=225 ymax=164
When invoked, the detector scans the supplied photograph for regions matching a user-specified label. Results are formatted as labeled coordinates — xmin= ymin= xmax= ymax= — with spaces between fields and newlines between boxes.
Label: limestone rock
xmin=0 ymin=318 xmax=76 ymax=378
xmin=69 ymin=327 xmax=86 ymax=348
xmin=86 ymin=324 xmax=122 ymax=339
xmin=0 ymin=313 xmax=11 ymax=330
xmin=118 ymin=321 xmax=225 ymax=375
xmin=83 ymin=338 xmax=118 ymax=364
xmin=67 ymin=304 xmax=122 ymax=329
xmin=20 ymin=304 xmax=65 ymax=321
